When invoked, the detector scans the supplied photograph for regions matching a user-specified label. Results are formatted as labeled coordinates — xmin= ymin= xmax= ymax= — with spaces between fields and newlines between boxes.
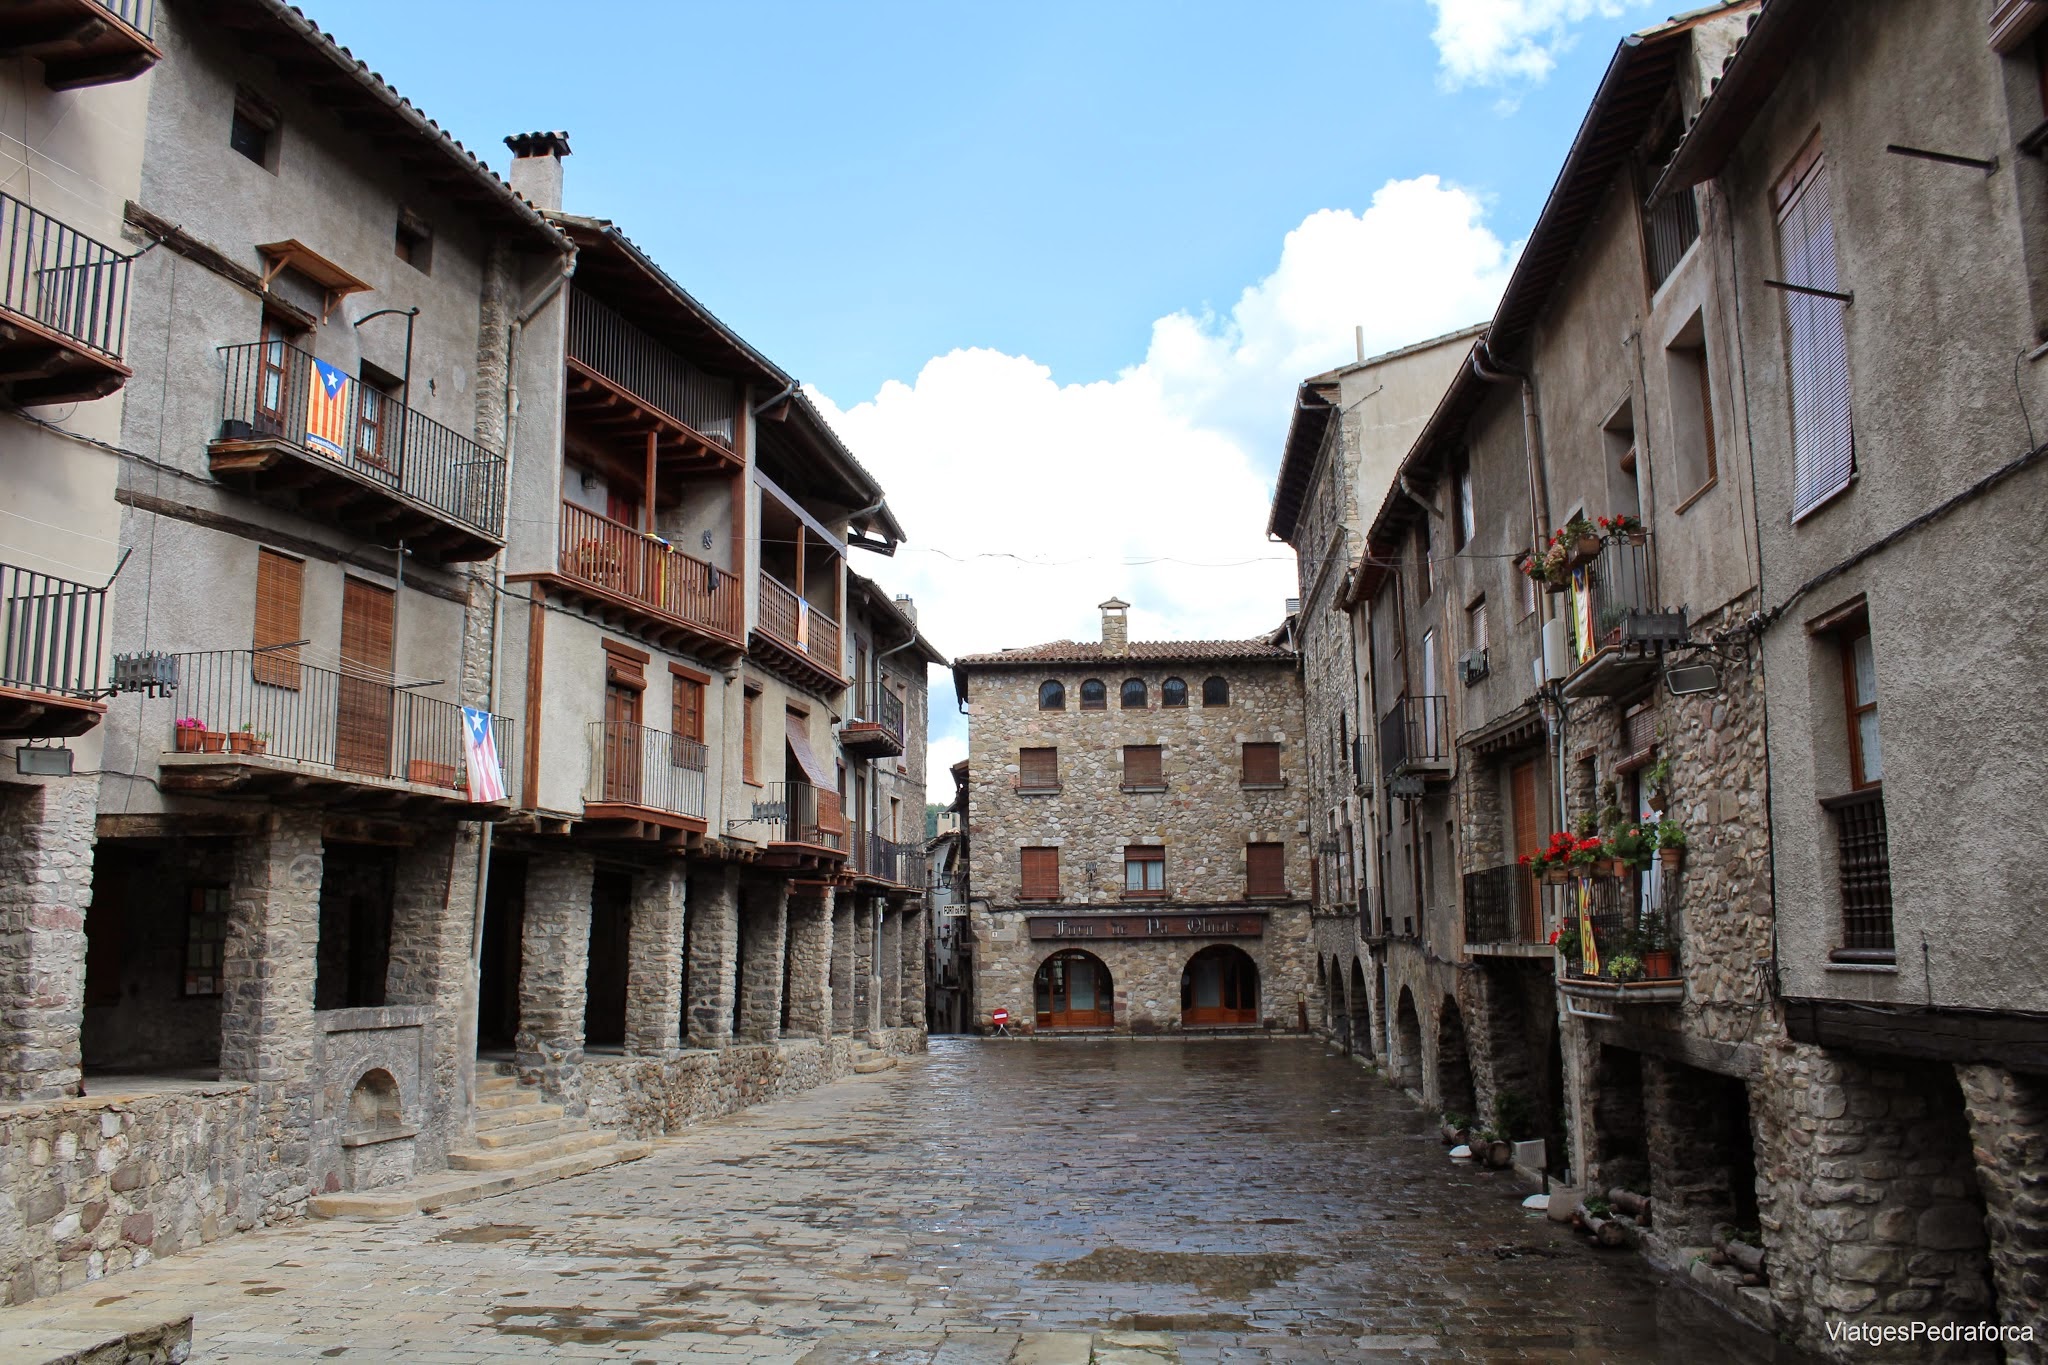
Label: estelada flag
xmin=1578 ymin=881 xmax=1601 ymax=978
xmin=306 ymin=359 xmax=351 ymax=459
xmin=461 ymin=706 xmax=506 ymax=803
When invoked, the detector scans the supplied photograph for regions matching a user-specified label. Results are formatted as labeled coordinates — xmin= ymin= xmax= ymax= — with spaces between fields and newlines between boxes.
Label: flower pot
xmin=1575 ymin=534 xmax=1603 ymax=559
xmin=1543 ymin=577 xmax=1569 ymax=595
xmin=1627 ymin=530 xmax=1648 ymax=546
xmin=1642 ymin=949 xmax=1676 ymax=980
xmin=408 ymin=758 xmax=460 ymax=789
xmin=1487 ymin=1140 xmax=1515 ymax=1169
xmin=175 ymin=728 xmax=205 ymax=753
xmin=1541 ymin=868 xmax=1570 ymax=885
xmin=228 ymin=732 xmax=263 ymax=755
xmin=200 ymin=732 xmax=226 ymax=754
xmin=1659 ymin=847 xmax=1684 ymax=872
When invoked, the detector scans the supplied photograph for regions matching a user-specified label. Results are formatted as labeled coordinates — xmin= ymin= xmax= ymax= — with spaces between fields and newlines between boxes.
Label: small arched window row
xmin=1202 ymin=676 xmax=1230 ymax=707
xmin=1079 ymin=679 xmax=1108 ymax=710
xmin=1161 ymin=677 xmax=1188 ymax=707
xmin=1120 ymin=678 xmax=1147 ymax=709
xmin=1038 ymin=679 xmax=1066 ymax=711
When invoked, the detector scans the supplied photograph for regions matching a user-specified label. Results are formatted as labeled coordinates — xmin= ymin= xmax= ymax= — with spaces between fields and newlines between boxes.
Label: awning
xmin=785 ymin=715 xmax=834 ymax=788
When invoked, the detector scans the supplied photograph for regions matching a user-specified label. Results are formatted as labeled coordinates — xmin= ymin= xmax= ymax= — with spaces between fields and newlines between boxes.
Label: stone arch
xmin=1315 ymin=956 xmax=1329 ymax=1028
xmin=1436 ymin=996 xmax=1477 ymax=1121
xmin=1180 ymin=945 xmax=1258 ymax=1027
xmin=346 ymin=1068 xmax=403 ymax=1137
xmin=1033 ymin=949 xmax=1113 ymax=1029
xmin=1348 ymin=958 xmax=1373 ymax=1059
xmin=1393 ymin=986 xmax=1423 ymax=1090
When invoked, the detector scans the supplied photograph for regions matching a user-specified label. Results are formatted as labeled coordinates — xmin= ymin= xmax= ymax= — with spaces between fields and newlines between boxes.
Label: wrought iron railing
xmin=1 ymin=562 xmax=107 ymax=700
xmin=757 ymin=572 xmax=842 ymax=675
xmin=558 ymin=501 xmax=742 ymax=639
xmin=1378 ymin=694 xmax=1449 ymax=779
xmin=1463 ymin=862 xmax=1541 ymax=944
xmin=852 ymin=831 xmax=928 ymax=887
xmin=845 ymin=679 xmax=905 ymax=744
xmin=567 ymin=289 xmax=736 ymax=446
xmin=1571 ymin=532 xmax=1681 ymax=661
xmin=1825 ymin=788 xmax=1893 ymax=956
xmin=754 ymin=779 xmax=844 ymax=850
xmin=585 ymin=720 xmax=706 ymax=819
xmin=216 ymin=339 xmax=506 ymax=536
xmin=1549 ymin=870 xmax=1680 ymax=981
xmin=166 ymin=649 xmax=514 ymax=799
xmin=1645 ymin=189 xmax=1700 ymax=289
xmin=99 ymin=0 xmax=156 ymax=34
xmin=0 ymin=191 xmax=130 ymax=361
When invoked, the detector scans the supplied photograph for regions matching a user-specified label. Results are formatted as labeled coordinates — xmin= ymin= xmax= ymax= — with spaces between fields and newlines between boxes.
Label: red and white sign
xmin=990 ymin=1008 xmax=1010 ymax=1025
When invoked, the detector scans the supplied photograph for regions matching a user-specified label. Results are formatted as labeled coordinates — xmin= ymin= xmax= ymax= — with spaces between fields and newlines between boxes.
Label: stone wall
xmin=0 ymin=779 xmax=97 ymax=1102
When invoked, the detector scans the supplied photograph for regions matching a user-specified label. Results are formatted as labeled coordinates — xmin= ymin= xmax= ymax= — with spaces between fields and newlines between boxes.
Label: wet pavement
xmin=0 ymin=1039 xmax=1808 ymax=1361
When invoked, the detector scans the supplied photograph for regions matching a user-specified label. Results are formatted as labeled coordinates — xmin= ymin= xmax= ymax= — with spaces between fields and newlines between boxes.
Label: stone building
xmin=954 ymin=600 xmax=1312 ymax=1036
xmin=926 ymin=766 xmax=971 ymax=1033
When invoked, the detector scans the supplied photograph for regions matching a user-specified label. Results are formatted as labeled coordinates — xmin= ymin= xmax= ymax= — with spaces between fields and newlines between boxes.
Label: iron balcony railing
xmin=853 ymin=831 xmax=929 ymax=887
xmin=567 ymin=289 xmax=736 ymax=446
xmin=167 ymin=649 xmax=515 ymax=799
xmin=1 ymin=561 xmax=107 ymax=701
xmin=558 ymin=501 xmax=742 ymax=639
xmin=753 ymin=779 xmax=844 ymax=850
xmin=757 ymin=572 xmax=843 ymax=675
xmin=217 ymin=339 xmax=507 ymax=537
xmin=0 ymin=190 xmax=131 ymax=360
xmin=845 ymin=679 xmax=905 ymax=743
xmin=98 ymin=0 xmax=156 ymax=35
xmin=585 ymin=720 xmax=706 ymax=820
xmin=1572 ymin=532 xmax=1684 ymax=662
xmin=1378 ymin=694 xmax=1449 ymax=780
xmin=1463 ymin=862 xmax=1541 ymax=945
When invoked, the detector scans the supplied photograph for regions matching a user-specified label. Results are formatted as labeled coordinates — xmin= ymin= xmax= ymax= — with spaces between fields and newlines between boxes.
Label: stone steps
xmin=475 ymin=1086 xmax=546 ymax=1111
xmin=474 ymin=1099 xmax=566 ymax=1130
xmin=471 ymin=1116 xmax=576 ymax=1148
xmin=310 ymin=1140 xmax=650 ymax=1221
xmin=851 ymin=1044 xmax=898 ymax=1074
xmin=447 ymin=1128 xmax=614 ymax=1171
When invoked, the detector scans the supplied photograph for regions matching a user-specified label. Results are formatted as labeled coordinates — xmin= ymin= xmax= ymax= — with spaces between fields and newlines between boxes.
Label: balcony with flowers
xmin=1524 ymin=817 xmax=1688 ymax=1006
xmin=1521 ymin=514 xmax=1688 ymax=698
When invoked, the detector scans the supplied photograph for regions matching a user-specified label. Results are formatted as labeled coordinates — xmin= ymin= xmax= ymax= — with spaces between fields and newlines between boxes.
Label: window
xmin=1120 ymin=678 xmax=1147 ymax=709
xmin=1247 ymin=842 xmax=1286 ymax=898
xmin=1021 ymin=846 xmax=1060 ymax=900
xmin=355 ymin=365 xmax=400 ymax=470
xmin=184 ymin=886 xmax=229 ymax=996
xmin=742 ymin=684 xmax=761 ymax=783
xmin=1775 ymin=138 xmax=1854 ymax=518
xmin=1828 ymin=789 xmax=1893 ymax=957
xmin=671 ymin=667 xmax=707 ymax=767
xmin=1452 ymin=461 xmax=1473 ymax=550
xmin=1161 ymin=677 xmax=1187 ymax=707
xmin=1122 ymin=744 xmax=1163 ymax=790
xmin=1201 ymin=676 xmax=1230 ymax=707
xmin=1038 ymin=679 xmax=1066 ymax=710
xmin=251 ymin=548 xmax=304 ymax=689
xmin=1666 ymin=312 xmax=1717 ymax=500
xmin=255 ymin=313 xmax=303 ymax=431
xmin=1841 ymin=623 xmax=1881 ymax=789
xmin=1242 ymin=741 xmax=1282 ymax=786
xmin=1123 ymin=845 xmax=1164 ymax=897
xmin=1467 ymin=596 xmax=1488 ymax=654
xmin=394 ymin=209 xmax=432 ymax=274
xmin=1019 ymin=746 xmax=1059 ymax=792
xmin=1079 ymin=678 xmax=1107 ymax=709
xmin=229 ymin=90 xmax=279 ymax=171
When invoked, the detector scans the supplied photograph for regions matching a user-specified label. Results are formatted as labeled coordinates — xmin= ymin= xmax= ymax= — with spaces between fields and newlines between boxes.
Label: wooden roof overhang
xmin=157 ymin=751 xmax=517 ymax=820
xmin=1266 ymin=382 xmax=1338 ymax=542
xmin=564 ymin=358 xmax=742 ymax=488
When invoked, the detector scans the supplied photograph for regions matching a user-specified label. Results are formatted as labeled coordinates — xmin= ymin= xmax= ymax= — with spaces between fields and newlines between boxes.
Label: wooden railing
xmin=567 ymin=288 xmax=736 ymax=446
xmin=558 ymin=501 xmax=742 ymax=640
xmin=757 ymin=572 xmax=842 ymax=673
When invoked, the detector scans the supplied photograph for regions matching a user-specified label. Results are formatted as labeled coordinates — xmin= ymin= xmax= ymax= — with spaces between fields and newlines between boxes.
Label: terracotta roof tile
xmin=954 ymin=639 xmax=1294 ymax=667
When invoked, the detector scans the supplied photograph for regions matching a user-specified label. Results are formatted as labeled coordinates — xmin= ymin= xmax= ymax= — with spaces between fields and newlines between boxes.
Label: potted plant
xmin=1551 ymin=920 xmax=1581 ymax=964
xmin=1656 ymin=819 xmax=1687 ymax=871
xmin=229 ymin=724 xmax=267 ymax=755
xmin=408 ymin=758 xmax=460 ymax=788
xmin=1441 ymin=1112 xmax=1471 ymax=1146
xmin=1606 ymin=824 xmax=1655 ymax=874
xmin=174 ymin=716 xmax=209 ymax=753
xmin=1606 ymin=952 xmax=1644 ymax=984
xmin=1644 ymin=754 xmax=1673 ymax=816
xmin=1640 ymin=916 xmax=1676 ymax=981
xmin=1598 ymin=513 xmax=1647 ymax=544
xmin=1557 ymin=514 xmax=1601 ymax=564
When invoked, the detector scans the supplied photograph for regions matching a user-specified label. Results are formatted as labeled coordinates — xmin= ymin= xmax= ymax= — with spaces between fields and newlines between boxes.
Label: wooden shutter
xmin=251 ymin=549 xmax=303 ymax=688
xmin=1021 ymin=846 xmax=1059 ymax=899
xmin=1777 ymin=154 xmax=1854 ymax=518
xmin=1247 ymin=842 xmax=1285 ymax=898
xmin=1123 ymin=744 xmax=1162 ymax=788
xmin=1019 ymin=746 xmax=1059 ymax=790
xmin=1242 ymin=741 xmax=1281 ymax=785
xmin=742 ymin=687 xmax=759 ymax=783
xmin=670 ymin=669 xmax=705 ymax=743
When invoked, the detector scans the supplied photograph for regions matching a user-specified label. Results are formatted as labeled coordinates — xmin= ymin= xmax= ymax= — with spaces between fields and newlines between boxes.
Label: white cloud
xmin=1427 ymin=0 xmax=1654 ymax=89
xmin=815 ymin=176 xmax=1517 ymax=804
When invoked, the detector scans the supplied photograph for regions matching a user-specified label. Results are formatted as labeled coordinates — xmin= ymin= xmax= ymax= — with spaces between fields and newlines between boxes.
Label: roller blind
xmin=1247 ymin=842 xmax=1286 ymax=898
xmin=1123 ymin=744 xmax=1162 ymax=787
xmin=251 ymin=549 xmax=303 ymax=689
xmin=1019 ymin=746 xmax=1059 ymax=790
xmin=1778 ymin=156 xmax=1854 ymax=518
xmin=1021 ymin=846 xmax=1059 ymax=899
xmin=1242 ymin=741 xmax=1282 ymax=785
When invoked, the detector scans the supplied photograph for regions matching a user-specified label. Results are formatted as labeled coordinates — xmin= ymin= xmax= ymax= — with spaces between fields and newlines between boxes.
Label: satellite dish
xmin=1665 ymin=662 xmax=1721 ymax=696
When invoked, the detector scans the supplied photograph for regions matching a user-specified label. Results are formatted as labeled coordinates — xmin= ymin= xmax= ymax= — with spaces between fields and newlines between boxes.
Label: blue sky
xmin=300 ymin=0 xmax=1668 ymax=799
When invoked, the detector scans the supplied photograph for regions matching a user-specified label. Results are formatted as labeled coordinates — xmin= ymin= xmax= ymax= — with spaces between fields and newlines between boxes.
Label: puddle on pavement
xmin=434 ymin=1223 xmax=536 ymax=1244
xmin=487 ymin=1305 xmax=715 ymax=1344
xmin=1037 ymin=1246 xmax=1320 ymax=1297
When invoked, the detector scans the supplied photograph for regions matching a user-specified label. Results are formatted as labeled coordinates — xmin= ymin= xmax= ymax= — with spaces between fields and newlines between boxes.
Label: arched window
xmin=1079 ymin=679 xmax=1107 ymax=710
xmin=1201 ymin=676 xmax=1230 ymax=707
xmin=1038 ymin=679 xmax=1065 ymax=711
xmin=1120 ymin=678 xmax=1147 ymax=709
xmin=1161 ymin=677 xmax=1188 ymax=707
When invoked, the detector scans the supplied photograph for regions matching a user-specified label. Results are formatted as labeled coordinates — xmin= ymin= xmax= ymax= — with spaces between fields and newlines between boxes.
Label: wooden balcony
xmin=840 ymin=681 xmax=904 ymax=759
xmin=751 ymin=572 xmax=846 ymax=693
xmin=209 ymin=340 xmax=506 ymax=562
xmin=0 ymin=0 xmax=161 ymax=90
xmin=580 ymin=719 xmax=707 ymax=843
xmin=566 ymin=288 xmax=737 ymax=456
xmin=0 ymin=191 xmax=132 ymax=406
xmin=540 ymin=501 xmax=744 ymax=655
xmin=751 ymin=780 xmax=847 ymax=870
xmin=0 ymin=561 xmax=107 ymax=738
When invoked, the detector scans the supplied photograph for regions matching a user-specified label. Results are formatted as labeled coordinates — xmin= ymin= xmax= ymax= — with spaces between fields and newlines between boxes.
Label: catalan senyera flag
xmin=461 ymin=706 xmax=506 ymax=803
xmin=305 ymin=359 xmax=352 ymax=460
xmin=1578 ymin=881 xmax=1601 ymax=978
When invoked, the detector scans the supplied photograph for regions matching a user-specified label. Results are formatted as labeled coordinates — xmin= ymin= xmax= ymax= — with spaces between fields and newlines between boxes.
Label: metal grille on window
xmin=1828 ymin=789 xmax=1894 ymax=954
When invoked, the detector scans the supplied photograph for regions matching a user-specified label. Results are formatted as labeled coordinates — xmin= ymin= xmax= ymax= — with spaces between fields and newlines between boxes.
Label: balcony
xmin=752 ymin=780 xmax=847 ymax=865
xmin=1379 ymin=694 xmax=1450 ymax=783
xmin=210 ymin=340 xmax=506 ymax=562
xmin=157 ymin=649 xmax=515 ymax=817
xmin=582 ymin=720 xmax=707 ymax=840
xmin=753 ymin=572 xmax=846 ymax=692
xmin=1563 ymin=533 xmax=1686 ymax=698
xmin=566 ymin=289 xmax=736 ymax=455
xmin=840 ymin=680 xmax=904 ymax=759
xmin=1462 ymin=862 xmax=1545 ymax=955
xmin=851 ymin=831 xmax=928 ymax=889
xmin=0 ymin=0 xmax=160 ymax=90
xmin=551 ymin=501 xmax=744 ymax=654
xmin=1554 ymin=871 xmax=1683 ymax=1006
xmin=0 ymin=561 xmax=107 ymax=738
xmin=0 ymin=191 xmax=132 ymax=406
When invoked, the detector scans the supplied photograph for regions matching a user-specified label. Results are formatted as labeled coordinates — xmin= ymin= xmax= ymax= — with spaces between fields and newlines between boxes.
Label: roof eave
xmin=1650 ymin=0 xmax=1825 ymax=201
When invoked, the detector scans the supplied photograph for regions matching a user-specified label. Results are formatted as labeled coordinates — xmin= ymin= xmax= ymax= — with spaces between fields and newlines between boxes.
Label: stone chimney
xmin=894 ymin=593 xmax=917 ymax=626
xmin=504 ymin=131 xmax=571 ymax=213
xmin=1099 ymin=597 xmax=1130 ymax=655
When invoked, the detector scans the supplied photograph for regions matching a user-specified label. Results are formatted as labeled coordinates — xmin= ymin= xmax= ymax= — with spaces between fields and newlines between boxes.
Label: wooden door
xmin=1035 ymin=951 xmax=1113 ymax=1029
xmin=603 ymin=681 xmax=642 ymax=804
xmin=1510 ymin=760 xmax=1541 ymax=940
xmin=1182 ymin=947 xmax=1259 ymax=1027
xmin=335 ymin=578 xmax=395 ymax=775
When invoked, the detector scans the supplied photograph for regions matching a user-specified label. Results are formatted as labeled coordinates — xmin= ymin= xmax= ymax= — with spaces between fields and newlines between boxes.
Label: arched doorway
xmin=1034 ymin=950 xmax=1113 ymax=1028
xmin=1394 ymin=987 xmax=1423 ymax=1089
xmin=1436 ymin=997 xmax=1477 ymax=1119
xmin=1316 ymin=957 xmax=1329 ymax=1030
xmin=1181 ymin=945 xmax=1259 ymax=1027
xmin=1348 ymin=958 xmax=1373 ymax=1058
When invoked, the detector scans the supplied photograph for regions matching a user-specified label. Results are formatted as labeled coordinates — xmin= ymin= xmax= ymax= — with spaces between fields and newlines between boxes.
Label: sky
xmin=301 ymin=0 xmax=1670 ymax=802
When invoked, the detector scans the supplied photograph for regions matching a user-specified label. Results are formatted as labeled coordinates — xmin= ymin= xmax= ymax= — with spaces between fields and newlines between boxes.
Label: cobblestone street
xmin=1 ymin=1040 xmax=1808 ymax=1362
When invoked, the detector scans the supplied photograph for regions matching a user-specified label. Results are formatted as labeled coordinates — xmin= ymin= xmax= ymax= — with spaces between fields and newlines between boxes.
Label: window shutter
xmin=1021 ymin=846 xmax=1059 ymax=899
xmin=1780 ymin=159 xmax=1854 ymax=518
xmin=672 ymin=676 xmax=704 ymax=742
xmin=1020 ymin=746 xmax=1059 ymax=790
xmin=1242 ymin=741 xmax=1281 ymax=785
xmin=1247 ymin=842 xmax=1285 ymax=898
xmin=1123 ymin=744 xmax=1162 ymax=787
xmin=251 ymin=549 xmax=303 ymax=688
xmin=742 ymin=689 xmax=759 ymax=783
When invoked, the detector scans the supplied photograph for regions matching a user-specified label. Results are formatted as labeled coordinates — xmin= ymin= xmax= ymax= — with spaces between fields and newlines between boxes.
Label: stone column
xmin=514 ymin=849 xmax=594 ymax=1104
xmin=1959 ymin=1063 xmax=2048 ymax=1355
xmin=879 ymin=908 xmax=903 ymax=1028
xmin=684 ymin=864 xmax=739 ymax=1049
xmin=735 ymin=878 xmax=788 ymax=1044
xmin=219 ymin=808 xmax=324 ymax=1217
xmin=624 ymin=862 xmax=687 ymax=1055
xmin=830 ymin=898 xmax=855 ymax=1035
xmin=854 ymin=897 xmax=879 ymax=1038
xmin=0 ymin=780 xmax=96 ymax=1101
xmin=899 ymin=901 xmax=926 ymax=1034
xmin=782 ymin=887 xmax=833 ymax=1039
xmin=382 ymin=824 xmax=477 ymax=1164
